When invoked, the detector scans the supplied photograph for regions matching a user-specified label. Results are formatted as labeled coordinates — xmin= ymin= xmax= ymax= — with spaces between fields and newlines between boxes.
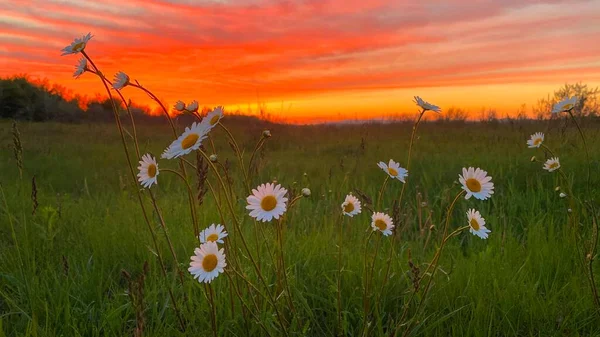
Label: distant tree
xmin=437 ymin=106 xmax=468 ymax=122
xmin=533 ymin=83 xmax=599 ymax=118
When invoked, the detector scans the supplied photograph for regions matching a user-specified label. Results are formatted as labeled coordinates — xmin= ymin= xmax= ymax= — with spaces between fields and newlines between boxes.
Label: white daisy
xmin=414 ymin=96 xmax=441 ymax=113
xmin=246 ymin=183 xmax=288 ymax=222
xmin=73 ymin=58 xmax=87 ymax=78
xmin=137 ymin=154 xmax=158 ymax=188
xmin=202 ymin=106 xmax=224 ymax=129
xmin=341 ymin=194 xmax=361 ymax=217
xmin=61 ymin=33 xmax=93 ymax=56
xmin=188 ymin=242 xmax=226 ymax=283
xmin=377 ymin=159 xmax=408 ymax=183
xmin=543 ymin=157 xmax=561 ymax=172
xmin=199 ymin=224 xmax=228 ymax=244
xmin=187 ymin=100 xmax=199 ymax=112
xmin=161 ymin=122 xmax=210 ymax=159
xmin=174 ymin=100 xmax=186 ymax=112
xmin=526 ymin=132 xmax=544 ymax=148
xmin=371 ymin=212 xmax=394 ymax=236
xmin=459 ymin=167 xmax=494 ymax=200
xmin=466 ymin=209 xmax=490 ymax=239
xmin=112 ymin=71 xmax=129 ymax=90
xmin=552 ymin=97 xmax=578 ymax=113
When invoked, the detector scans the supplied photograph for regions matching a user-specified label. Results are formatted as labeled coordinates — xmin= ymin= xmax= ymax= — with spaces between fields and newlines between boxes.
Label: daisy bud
xmin=559 ymin=192 xmax=567 ymax=198
xmin=262 ymin=130 xmax=272 ymax=138
xmin=568 ymin=208 xmax=573 ymax=213
xmin=555 ymin=186 xmax=561 ymax=191
xmin=174 ymin=100 xmax=186 ymax=111
xmin=187 ymin=100 xmax=199 ymax=112
xmin=420 ymin=202 xmax=427 ymax=207
xmin=209 ymin=154 xmax=218 ymax=162
xmin=302 ymin=188 xmax=311 ymax=197
xmin=303 ymin=172 xmax=308 ymax=176
xmin=530 ymin=156 xmax=536 ymax=162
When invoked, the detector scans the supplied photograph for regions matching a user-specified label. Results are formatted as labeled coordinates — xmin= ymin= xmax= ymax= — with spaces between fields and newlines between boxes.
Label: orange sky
xmin=2 ymin=0 xmax=600 ymax=123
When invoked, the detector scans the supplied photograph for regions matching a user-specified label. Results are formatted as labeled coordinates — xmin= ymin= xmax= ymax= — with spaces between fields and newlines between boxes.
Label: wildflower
xmin=341 ymin=194 xmax=361 ymax=217
xmin=137 ymin=154 xmax=158 ymax=188
xmin=552 ymin=97 xmax=578 ymax=113
xmin=202 ymin=106 xmax=224 ymax=129
xmin=73 ymin=58 xmax=87 ymax=78
xmin=371 ymin=212 xmax=394 ymax=236
xmin=459 ymin=167 xmax=494 ymax=200
xmin=174 ymin=100 xmax=186 ymax=112
xmin=199 ymin=224 xmax=228 ymax=244
xmin=414 ymin=96 xmax=441 ymax=113
xmin=161 ymin=122 xmax=210 ymax=159
xmin=527 ymin=132 xmax=544 ymax=148
xmin=61 ymin=33 xmax=92 ymax=56
xmin=466 ymin=209 xmax=491 ymax=239
xmin=187 ymin=100 xmax=199 ymax=112
xmin=188 ymin=242 xmax=226 ymax=283
xmin=112 ymin=71 xmax=129 ymax=90
xmin=543 ymin=157 xmax=560 ymax=172
xmin=377 ymin=159 xmax=408 ymax=183
xmin=302 ymin=188 xmax=311 ymax=197
xmin=246 ymin=183 xmax=288 ymax=222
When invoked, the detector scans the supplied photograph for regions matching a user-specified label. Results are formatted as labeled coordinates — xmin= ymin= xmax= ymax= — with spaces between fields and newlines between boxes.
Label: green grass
xmin=1 ymin=118 xmax=599 ymax=336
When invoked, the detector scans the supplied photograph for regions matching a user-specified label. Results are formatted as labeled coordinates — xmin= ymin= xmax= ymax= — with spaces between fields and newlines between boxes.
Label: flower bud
xmin=530 ymin=156 xmax=536 ymax=162
xmin=302 ymin=188 xmax=311 ymax=197
xmin=174 ymin=100 xmax=186 ymax=111
xmin=187 ymin=100 xmax=199 ymax=112
xmin=559 ymin=192 xmax=567 ymax=198
xmin=209 ymin=154 xmax=218 ymax=162
xmin=262 ymin=130 xmax=271 ymax=138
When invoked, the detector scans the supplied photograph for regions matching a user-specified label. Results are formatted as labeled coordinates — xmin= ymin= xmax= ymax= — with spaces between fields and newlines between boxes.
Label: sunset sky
xmin=2 ymin=0 xmax=600 ymax=123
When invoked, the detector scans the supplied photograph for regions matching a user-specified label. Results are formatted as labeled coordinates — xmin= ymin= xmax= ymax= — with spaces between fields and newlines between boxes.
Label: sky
xmin=1 ymin=0 xmax=600 ymax=123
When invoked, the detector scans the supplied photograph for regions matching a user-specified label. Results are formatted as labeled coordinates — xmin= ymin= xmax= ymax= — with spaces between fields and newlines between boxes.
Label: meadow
xmin=1 ymin=117 xmax=600 ymax=337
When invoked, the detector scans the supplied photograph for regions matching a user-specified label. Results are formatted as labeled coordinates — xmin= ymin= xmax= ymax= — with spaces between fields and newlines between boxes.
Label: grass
xmin=1 ymin=117 xmax=599 ymax=336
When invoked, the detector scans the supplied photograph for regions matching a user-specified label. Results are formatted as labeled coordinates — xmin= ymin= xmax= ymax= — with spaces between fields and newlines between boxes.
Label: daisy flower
xmin=61 ymin=33 xmax=93 ymax=56
xmin=414 ymin=96 xmax=441 ymax=113
xmin=526 ymin=132 xmax=544 ymax=148
xmin=187 ymin=100 xmax=199 ymax=112
xmin=137 ymin=154 xmax=158 ymax=188
xmin=174 ymin=100 xmax=186 ymax=112
xmin=161 ymin=122 xmax=210 ymax=159
xmin=377 ymin=159 xmax=408 ymax=182
xmin=112 ymin=71 xmax=129 ymax=90
xmin=341 ymin=194 xmax=361 ymax=217
xmin=466 ymin=209 xmax=491 ymax=239
xmin=543 ymin=157 xmax=560 ymax=172
xmin=246 ymin=183 xmax=288 ymax=222
xmin=371 ymin=212 xmax=394 ymax=236
xmin=552 ymin=97 xmax=578 ymax=113
xmin=199 ymin=224 xmax=228 ymax=244
xmin=202 ymin=106 xmax=224 ymax=129
xmin=73 ymin=58 xmax=87 ymax=78
xmin=459 ymin=167 xmax=494 ymax=200
xmin=188 ymin=242 xmax=226 ymax=283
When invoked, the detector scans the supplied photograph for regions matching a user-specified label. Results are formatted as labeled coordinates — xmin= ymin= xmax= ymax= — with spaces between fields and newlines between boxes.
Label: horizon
xmin=2 ymin=0 xmax=600 ymax=123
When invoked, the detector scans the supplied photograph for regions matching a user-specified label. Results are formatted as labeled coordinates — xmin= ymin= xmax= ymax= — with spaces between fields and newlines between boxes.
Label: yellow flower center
xmin=470 ymin=218 xmax=480 ymax=231
xmin=210 ymin=115 xmax=220 ymax=126
xmin=181 ymin=133 xmax=199 ymax=150
xmin=465 ymin=178 xmax=482 ymax=193
xmin=202 ymin=254 xmax=218 ymax=272
xmin=375 ymin=219 xmax=387 ymax=231
xmin=73 ymin=42 xmax=85 ymax=51
xmin=343 ymin=202 xmax=354 ymax=213
xmin=533 ymin=138 xmax=542 ymax=146
xmin=562 ymin=103 xmax=573 ymax=111
xmin=549 ymin=162 xmax=559 ymax=169
xmin=261 ymin=195 xmax=277 ymax=211
xmin=147 ymin=164 xmax=157 ymax=178
xmin=388 ymin=167 xmax=398 ymax=176
xmin=206 ymin=233 xmax=219 ymax=242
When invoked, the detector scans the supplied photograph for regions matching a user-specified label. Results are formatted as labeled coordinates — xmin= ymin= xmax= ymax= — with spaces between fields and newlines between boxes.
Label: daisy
xmin=202 ymin=106 xmax=224 ymax=129
xmin=61 ymin=33 xmax=93 ymax=56
xmin=187 ymin=100 xmax=199 ymax=112
xmin=552 ymin=97 xmax=578 ymax=113
xmin=526 ymin=132 xmax=544 ymax=148
xmin=371 ymin=212 xmax=394 ymax=236
xmin=246 ymin=183 xmax=288 ymax=222
xmin=73 ymin=58 xmax=87 ymax=78
xmin=174 ymin=100 xmax=186 ymax=112
xmin=414 ymin=96 xmax=441 ymax=113
xmin=199 ymin=224 xmax=228 ymax=244
xmin=112 ymin=71 xmax=129 ymax=90
xmin=466 ymin=209 xmax=491 ymax=239
xmin=377 ymin=159 xmax=408 ymax=182
xmin=543 ymin=157 xmax=561 ymax=172
xmin=459 ymin=167 xmax=494 ymax=200
xmin=137 ymin=154 xmax=158 ymax=188
xmin=188 ymin=242 xmax=226 ymax=283
xmin=341 ymin=194 xmax=361 ymax=217
xmin=161 ymin=122 xmax=210 ymax=159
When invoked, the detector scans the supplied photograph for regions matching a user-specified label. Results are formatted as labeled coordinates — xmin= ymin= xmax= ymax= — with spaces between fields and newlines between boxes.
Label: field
xmin=1 ymin=117 xmax=599 ymax=336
